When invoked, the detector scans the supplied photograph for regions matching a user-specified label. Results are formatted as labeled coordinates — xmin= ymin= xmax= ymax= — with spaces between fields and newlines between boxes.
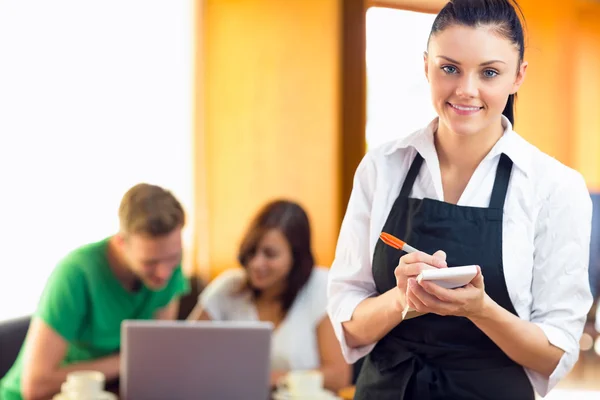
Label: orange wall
xmin=573 ymin=5 xmax=600 ymax=191
xmin=516 ymin=1 xmax=576 ymax=163
xmin=193 ymin=0 xmax=600 ymax=278
xmin=195 ymin=0 xmax=341 ymax=279
xmin=369 ymin=0 xmax=446 ymax=13
xmin=518 ymin=0 xmax=600 ymax=189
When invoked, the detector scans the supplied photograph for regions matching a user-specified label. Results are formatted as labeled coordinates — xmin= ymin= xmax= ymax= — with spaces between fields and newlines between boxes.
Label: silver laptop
xmin=120 ymin=320 xmax=273 ymax=400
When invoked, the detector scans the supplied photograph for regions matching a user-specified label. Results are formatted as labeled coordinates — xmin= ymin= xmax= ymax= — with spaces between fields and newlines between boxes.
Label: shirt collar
xmin=383 ymin=115 xmax=531 ymax=177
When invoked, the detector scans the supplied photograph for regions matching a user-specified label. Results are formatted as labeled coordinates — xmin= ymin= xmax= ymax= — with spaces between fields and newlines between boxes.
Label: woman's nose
xmin=248 ymin=252 xmax=265 ymax=268
xmin=455 ymin=74 xmax=478 ymax=98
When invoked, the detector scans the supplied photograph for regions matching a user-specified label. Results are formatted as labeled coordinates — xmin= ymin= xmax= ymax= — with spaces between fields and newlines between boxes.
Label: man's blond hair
xmin=118 ymin=183 xmax=185 ymax=236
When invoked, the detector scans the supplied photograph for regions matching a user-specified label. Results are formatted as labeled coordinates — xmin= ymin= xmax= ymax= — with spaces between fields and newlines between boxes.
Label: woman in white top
xmin=327 ymin=1 xmax=593 ymax=399
xmin=189 ymin=200 xmax=351 ymax=392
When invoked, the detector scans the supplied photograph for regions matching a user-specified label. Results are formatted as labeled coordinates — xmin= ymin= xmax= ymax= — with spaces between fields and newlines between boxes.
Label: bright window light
xmin=366 ymin=8 xmax=437 ymax=149
xmin=0 ymin=0 xmax=194 ymax=321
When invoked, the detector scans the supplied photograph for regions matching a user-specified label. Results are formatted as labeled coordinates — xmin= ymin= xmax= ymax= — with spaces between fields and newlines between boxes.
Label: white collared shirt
xmin=327 ymin=116 xmax=593 ymax=397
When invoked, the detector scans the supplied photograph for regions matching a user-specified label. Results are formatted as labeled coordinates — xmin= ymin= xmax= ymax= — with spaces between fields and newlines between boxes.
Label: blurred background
xmin=0 ymin=0 xmax=598 ymax=397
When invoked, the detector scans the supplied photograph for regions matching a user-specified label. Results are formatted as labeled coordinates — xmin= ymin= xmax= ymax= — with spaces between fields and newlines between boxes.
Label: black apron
xmin=354 ymin=153 xmax=534 ymax=400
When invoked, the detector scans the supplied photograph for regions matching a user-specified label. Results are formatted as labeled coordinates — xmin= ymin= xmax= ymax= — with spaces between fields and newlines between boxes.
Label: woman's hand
xmin=340 ymin=250 xmax=447 ymax=347
xmin=406 ymin=265 xmax=488 ymax=319
xmin=394 ymin=250 xmax=448 ymax=311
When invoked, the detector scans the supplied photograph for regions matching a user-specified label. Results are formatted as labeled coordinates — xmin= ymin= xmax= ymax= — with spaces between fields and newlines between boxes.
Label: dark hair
xmin=238 ymin=200 xmax=315 ymax=313
xmin=428 ymin=0 xmax=526 ymax=126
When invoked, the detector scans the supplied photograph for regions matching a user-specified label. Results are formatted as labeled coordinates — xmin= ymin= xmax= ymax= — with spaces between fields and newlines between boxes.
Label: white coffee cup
xmin=281 ymin=370 xmax=324 ymax=395
xmin=62 ymin=371 xmax=105 ymax=399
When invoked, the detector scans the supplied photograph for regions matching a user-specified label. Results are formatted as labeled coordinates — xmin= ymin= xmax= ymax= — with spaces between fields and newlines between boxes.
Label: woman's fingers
xmin=402 ymin=251 xmax=447 ymax=269
xmin=432 ymin=250 xmax=447 ymax=265
xmin=395 ymin=251 xmax=447 ymax=279
xmin=395 ymin=262 xmax=434 ymax=278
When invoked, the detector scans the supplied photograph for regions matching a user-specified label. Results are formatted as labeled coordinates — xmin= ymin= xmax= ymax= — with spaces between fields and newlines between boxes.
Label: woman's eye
xmin=483 ymin=69 xmax=498 ymax=78
xmin=264 ymin=249 xmax=279 ymax=259
xmin=442 ymin=65 xmax=458 ymax=74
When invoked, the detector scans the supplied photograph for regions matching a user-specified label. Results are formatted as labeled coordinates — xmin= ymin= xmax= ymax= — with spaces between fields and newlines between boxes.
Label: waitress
xmin=326 ymin=0 xmax=593 ymax=399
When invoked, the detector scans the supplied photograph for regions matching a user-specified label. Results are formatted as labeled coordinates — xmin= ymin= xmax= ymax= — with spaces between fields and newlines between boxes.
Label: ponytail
xmin=502 ymin=93 xmax=516 ymax=127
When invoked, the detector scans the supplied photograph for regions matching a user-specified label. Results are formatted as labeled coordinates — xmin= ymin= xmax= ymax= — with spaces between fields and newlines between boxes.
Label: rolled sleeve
xmin=527 ymin=323 xmax=581 ymax=396
xmin=528 ymin=171 xmax=593 ymax=396
xmin=328 ymin=289 xmax=377 ymax=363
xmin=327 ymin=153 xmax=379 ymax=364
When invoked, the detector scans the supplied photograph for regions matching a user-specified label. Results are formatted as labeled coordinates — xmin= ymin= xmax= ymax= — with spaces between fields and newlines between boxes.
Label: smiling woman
xmin=425 ymin=2 xmax=527 ymax=137
xmin=188 ymin=200 xmax=352 ymax=393
xmin=328 ymin=1 xmax=593 ymax=399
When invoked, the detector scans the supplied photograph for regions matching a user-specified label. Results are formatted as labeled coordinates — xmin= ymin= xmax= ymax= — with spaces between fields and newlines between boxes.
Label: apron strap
xmin=489 ymin=153 xmax=514 ymax=210
xmin=399 ymin=152 xmax=513 ymax=209
xmin=399 ymin=152 xmax=424 ymax=198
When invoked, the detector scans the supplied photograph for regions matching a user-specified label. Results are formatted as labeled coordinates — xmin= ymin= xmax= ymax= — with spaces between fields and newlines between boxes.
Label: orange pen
xmin=379 ymin=232 xmax=420 ymax=254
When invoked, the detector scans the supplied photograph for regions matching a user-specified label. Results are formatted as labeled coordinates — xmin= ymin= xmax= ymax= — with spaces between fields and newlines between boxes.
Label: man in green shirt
xmin=0 ymin=183 xmax=190 ymax=400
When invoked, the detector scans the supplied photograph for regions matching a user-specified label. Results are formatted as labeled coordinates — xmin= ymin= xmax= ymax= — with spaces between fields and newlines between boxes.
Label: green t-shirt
xmin=0 ymin=237 xmax=190 ymax=400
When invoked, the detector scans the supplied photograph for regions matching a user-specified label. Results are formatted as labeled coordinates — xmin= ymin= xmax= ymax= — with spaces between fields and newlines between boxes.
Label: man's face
xmin=121 ymin=227 xmax=183 ymax=290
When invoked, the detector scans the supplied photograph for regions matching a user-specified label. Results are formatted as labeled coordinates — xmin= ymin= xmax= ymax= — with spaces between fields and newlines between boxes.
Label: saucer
xmin=52 ymin=391 xmax=118 ymax=400
xmin=272 ymin=388 xmax=339 ymax=400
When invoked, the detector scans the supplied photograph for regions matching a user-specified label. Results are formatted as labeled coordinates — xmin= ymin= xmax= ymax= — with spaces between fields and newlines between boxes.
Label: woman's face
xmin=246 ymin=229 xmax=293 ymax=291
xmin=425 ymin=25 xmax=527 ymax=136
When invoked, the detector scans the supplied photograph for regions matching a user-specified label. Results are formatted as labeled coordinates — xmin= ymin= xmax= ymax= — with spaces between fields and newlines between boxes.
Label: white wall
xmin=0 ymin=0 xmax=193 ymax=320
xmin=366 ymin=7 xmax=437 ymax=148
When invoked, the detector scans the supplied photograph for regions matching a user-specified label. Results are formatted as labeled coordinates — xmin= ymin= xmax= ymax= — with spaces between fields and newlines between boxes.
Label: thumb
xmin=432 ymin=250 xmax=447 ymax=262
xmin=471 ymin=265 xmax=484 ymax=288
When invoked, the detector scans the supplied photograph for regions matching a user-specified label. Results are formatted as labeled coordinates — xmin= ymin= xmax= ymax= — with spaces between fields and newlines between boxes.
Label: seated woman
xmin=188 ymin=200 xmax=351 ymax=392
